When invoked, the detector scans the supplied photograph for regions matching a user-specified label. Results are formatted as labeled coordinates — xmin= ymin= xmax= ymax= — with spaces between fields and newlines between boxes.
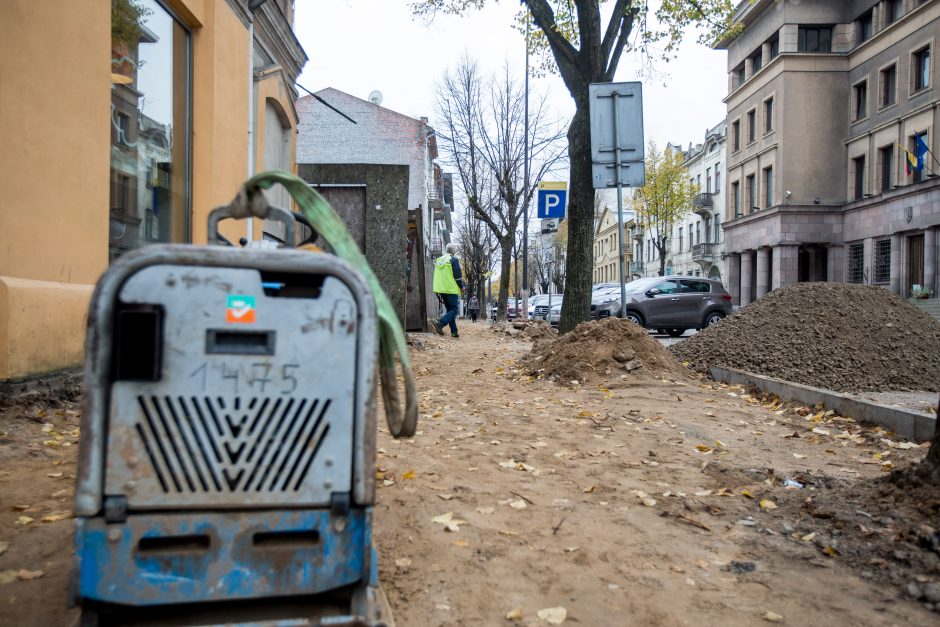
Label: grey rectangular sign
xmin=592 ymin=161 xmax=646 ymax=189
xmin=589 ymin=82 xmax=645 ymax=189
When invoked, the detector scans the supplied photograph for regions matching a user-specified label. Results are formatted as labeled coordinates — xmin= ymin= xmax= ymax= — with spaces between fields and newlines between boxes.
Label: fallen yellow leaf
xmin=506 ymin=607 xmax=524 ymax=621
xmin=763 ymin=610 xmax=784 ymax=623
xmin=401 ymin=470 xmax=416 ymax=480
xmin=14 ymin=516 xmax=34 ymax=526
xmin=536 ymin=606 xmax=567 ymax=624
xmin=741 ymin=490 xmax=754 ymax=499
xmin=582 ymin=485 xmax=595 ymax=494
xmin=759 ymin=499 xmax=778 ymax=511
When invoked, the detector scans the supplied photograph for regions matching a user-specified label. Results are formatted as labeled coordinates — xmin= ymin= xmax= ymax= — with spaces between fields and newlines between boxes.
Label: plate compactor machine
xmin=70 ymin=173 xmax=417 ymax=626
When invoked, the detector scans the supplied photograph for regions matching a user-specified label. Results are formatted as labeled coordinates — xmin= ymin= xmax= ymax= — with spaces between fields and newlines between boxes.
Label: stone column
xmin=889 ymin=234 xmax=902 ymax=295
xmin=925 ymin=228 xmax=937 ymax=296
xmin=827 ymin=245 xmax=844 ymax=283
xmin=755 ymin=247 xmax=770 ymax=297
xmin=772 ymin=245 xmax=799 ymax=290
xmin=726 ymin=253 xmax=741 ymax=306
xmin=740 ymin=250 xmax=754 ymax=306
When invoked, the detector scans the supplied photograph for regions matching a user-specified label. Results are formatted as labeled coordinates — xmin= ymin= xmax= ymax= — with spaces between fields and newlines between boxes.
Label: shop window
xmin=110 ymin=0 xmax=191 ymax=261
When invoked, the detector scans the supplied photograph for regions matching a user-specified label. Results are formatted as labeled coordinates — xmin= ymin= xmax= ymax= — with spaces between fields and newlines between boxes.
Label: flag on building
xmin=898 ymin=143 xmax=920 ymax=175
xmin=915 ymin=134 xmax=930 ymax=172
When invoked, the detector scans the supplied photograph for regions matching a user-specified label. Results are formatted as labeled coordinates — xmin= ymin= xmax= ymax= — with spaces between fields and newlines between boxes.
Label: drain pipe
xmin=246 ymin=0 xmax=271 ymax=243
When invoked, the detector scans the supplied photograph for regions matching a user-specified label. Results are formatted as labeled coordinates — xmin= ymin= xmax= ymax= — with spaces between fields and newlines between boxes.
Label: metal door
xmin=909 ymin=234 xmax=925 ymax=294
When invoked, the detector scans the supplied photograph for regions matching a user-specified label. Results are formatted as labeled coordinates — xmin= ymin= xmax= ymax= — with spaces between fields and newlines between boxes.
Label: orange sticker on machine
xmin=226 ymin=295 xmax=256 ymax=323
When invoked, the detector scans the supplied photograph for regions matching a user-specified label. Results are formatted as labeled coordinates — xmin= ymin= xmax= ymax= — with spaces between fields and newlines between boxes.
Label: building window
xmin=695 ymin=222 xmax=701 ymax=245
xmin=732 ymin=121 xmax=741 ymax=151
xmin=764 ymin=167 xmax=773 ymax=207
xmin=746 ymin=174 xmax=756 ymax=212
xmin=715 ymin=167 xmax=721 ymax=193
xmin=764 ymin=97 xmax=774 ymax=133
xmin=747 ymin=109 xmax=756 ymax=143
xmin=750 ymin=49 xmax=762 ymax=74
xmin=769 ymin=36 xmax=779 ymax=59
xmin=880 ymin=64 xmax=897 ymax=108
xmin=852 ymin=155 xmax=866 ymax=200
xmin=887 ymin=0 xmax=904 ymax=24
xmin=873 ymin=238 xmax=891 ymax=284
xmin=847 ymin=242 xmax=864 ymax=283
xmin=678 ymin=227 xmax=683 ymax=253
xmin=704 ymin=216 xmax=712 ymax=243
xmin=913 ymin=47 xmax=931 ymax=92
xmin=857 ymin=10 xmax=873 ymax=43
xmin=853 ymin=80 xmax=868 ymax=120
xmin=714 ymin=214 xmax=721 ymax=243
xmin=735 ymin=64 xmax=746 ymax=88
xmin=879 ymin=144 xmax=894 ymax=192
xmin=706 ymin=168 xmax=712 ymax=193
xmin=110 ymin=0 xmax=191 ymax=262
xmin=732 ymin=181 xmax=740 ymax=217
xmin=798 ymin=26 xmax=832 ymax=53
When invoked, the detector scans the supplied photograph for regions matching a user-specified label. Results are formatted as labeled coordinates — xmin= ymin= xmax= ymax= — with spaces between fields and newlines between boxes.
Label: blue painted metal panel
xmin=76 ymin=509 xmax=372 ymax=606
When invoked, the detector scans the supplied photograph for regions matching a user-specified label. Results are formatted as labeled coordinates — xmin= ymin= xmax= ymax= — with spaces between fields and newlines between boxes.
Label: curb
xmin=708 ymin=366 xmax=937 ymax=442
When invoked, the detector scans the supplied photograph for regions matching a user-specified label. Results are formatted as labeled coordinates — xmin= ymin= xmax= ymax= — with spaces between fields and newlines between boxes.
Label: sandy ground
xmin=0 ymin=321 xmax=936 ymax=626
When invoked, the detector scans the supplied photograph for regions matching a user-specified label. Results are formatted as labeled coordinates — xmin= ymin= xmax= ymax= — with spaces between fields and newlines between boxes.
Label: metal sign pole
xmin=547 ymin=259 xmax=553 ymax=316
xmin=613 ymin=91 xmax=628 ymax=319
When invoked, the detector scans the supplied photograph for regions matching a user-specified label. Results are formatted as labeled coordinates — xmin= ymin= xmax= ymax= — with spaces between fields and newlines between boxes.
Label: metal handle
xmin=207 ymin=186 xmax=295 ymax=246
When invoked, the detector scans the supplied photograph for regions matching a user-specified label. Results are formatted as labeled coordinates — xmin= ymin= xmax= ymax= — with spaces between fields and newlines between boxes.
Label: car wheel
xmin=656 ymin=328 xmax=667 ymax=335
xmin=666 ymin=328 xmax=685 ymax=337
xmin=624 ymin=310 xmax=644 ymax=327
xmin=703 ymin=311 xmax=725 ymax=327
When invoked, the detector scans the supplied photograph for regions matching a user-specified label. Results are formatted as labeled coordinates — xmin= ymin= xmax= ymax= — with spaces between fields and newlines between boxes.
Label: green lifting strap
xmin=245 ymin=170 xmax=418 ymax=438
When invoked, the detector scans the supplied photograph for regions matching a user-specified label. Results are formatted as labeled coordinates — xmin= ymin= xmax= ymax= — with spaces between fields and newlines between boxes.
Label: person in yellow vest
xmin=431 ymin=243 xmax=465 ymax=338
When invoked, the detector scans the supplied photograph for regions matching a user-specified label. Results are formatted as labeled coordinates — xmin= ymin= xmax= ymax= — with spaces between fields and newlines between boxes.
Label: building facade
xmin=717 ymin=0 xmax=939 ymax=306
xmin=0 ymin=0 xmax=307 ymax=380
xmin=666 ymin=122 xmax=728 ymax=281
xmin=295 ymin=88 xmax=451 ymax=330
xmin=593 ymin=207 xmax=634 ymax=283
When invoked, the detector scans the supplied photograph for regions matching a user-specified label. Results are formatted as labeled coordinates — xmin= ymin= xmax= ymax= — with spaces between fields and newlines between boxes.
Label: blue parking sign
xmin=537 ymin=182 xmax=567 ymax=219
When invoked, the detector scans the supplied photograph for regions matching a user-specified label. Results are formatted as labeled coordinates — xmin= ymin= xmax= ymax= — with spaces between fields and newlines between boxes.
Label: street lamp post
xmin=521 ymin=7 xmax=530 ymax=320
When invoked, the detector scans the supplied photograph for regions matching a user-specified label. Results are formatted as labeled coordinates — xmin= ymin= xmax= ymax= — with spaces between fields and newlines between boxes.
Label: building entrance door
xmin=908 ymin=234 xmax=925 ymax=293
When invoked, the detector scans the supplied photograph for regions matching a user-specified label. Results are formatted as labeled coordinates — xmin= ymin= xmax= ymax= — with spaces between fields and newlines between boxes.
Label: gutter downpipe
xmin=246 ymin=0 xmax=271 ymax=242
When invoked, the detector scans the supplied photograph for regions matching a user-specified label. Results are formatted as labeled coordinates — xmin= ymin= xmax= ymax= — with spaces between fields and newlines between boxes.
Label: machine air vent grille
xmin=135 ymin=396 xmax=331 ymax=493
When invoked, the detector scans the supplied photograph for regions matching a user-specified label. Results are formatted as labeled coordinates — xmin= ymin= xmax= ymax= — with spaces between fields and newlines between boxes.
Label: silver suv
xmin=593 ymin=276 xmax=732 ymax=336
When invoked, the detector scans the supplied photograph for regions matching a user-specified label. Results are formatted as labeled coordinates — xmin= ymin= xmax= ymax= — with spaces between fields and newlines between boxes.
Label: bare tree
xmin=436 ymin=55 xmax=566 ymax=321
xmin=455 ymin=204 xmax=495 ymax=311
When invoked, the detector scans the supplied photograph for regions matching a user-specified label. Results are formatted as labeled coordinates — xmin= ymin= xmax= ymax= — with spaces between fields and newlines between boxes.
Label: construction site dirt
xmin=0 ymin=322 xmax=938 ymax=626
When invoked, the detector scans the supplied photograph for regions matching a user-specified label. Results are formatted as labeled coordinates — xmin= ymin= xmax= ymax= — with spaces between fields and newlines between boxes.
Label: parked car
xmin=526 ymin=294 xmax=550 ymax=318
xmin=547 ymin=302 xmax=562 ymax=327
xmin=491 ymin=297 xmax=520 ymax=320
xmin=534 ymin=295 xmax=562 ymax=320
xmin=592 ymin=276 xmax=732 ymax=336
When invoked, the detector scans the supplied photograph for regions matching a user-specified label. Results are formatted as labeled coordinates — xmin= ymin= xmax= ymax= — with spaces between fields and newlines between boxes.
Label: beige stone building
xmin=593 ymin=207 xmax=633 ymax=283
xmin=716 ymin=0 xmax=939 ymax=305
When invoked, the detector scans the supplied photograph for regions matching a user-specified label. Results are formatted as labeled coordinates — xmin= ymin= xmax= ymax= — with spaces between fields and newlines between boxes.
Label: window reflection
xmin=110 ymin=0 xmax=189 ymax=261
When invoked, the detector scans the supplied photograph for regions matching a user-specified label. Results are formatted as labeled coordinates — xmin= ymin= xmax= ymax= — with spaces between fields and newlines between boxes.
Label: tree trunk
xmin=558 ymin=96 xmax=593 ymax=334
xmin=497 ymin=237 xmax=513 ymax=321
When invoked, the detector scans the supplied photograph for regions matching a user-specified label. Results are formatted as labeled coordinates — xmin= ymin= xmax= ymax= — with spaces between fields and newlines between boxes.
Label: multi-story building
xmin=0 ymin=0 xmax=307 ymax=381
xmin=295 ymin=88 xmax=451 ymax=330
xmin=667 ymin=122 xmax=728 ymax=281
xmin=593 ymin=206 xmax=634 ymax=283
xmin=716 ymin=0 xmax=939 ymax=305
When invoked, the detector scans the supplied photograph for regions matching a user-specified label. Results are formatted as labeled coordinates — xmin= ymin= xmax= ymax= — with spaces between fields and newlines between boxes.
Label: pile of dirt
xmin=524 ymin=318 xmax=687 ymax=383
xmin=671 ymin=283 xmax=940 ymax=392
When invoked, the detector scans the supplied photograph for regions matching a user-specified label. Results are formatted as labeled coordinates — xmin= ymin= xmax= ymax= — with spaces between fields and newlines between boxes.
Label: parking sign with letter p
xmin=537 ymin=182 xmax=567 ymax=219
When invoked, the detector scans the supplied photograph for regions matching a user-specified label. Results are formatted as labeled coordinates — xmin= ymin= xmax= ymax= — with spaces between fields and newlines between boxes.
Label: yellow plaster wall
xmin=0 ymin=278 xmax=94 ymax=380
xmin=0 ymin=0 xmax=257 ymax=379
xmin=0 ymin=0 xmax=110 ymax=285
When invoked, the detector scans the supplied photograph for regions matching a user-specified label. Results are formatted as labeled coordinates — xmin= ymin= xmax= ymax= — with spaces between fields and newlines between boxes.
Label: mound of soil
xmin=671 ymin=283 xmax=940 ymax=392
xmin=524 ymin=318 xmax=687 ymax=383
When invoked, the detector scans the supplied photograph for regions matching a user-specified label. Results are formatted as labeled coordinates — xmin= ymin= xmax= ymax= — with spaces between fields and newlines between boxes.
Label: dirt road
xmin=0 ymin=322 xmax=936 ymax=625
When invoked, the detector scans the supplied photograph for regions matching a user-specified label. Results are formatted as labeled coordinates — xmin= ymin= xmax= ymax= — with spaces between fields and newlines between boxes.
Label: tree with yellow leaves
xmin=632 ymin=141 xmax=696 ymax=277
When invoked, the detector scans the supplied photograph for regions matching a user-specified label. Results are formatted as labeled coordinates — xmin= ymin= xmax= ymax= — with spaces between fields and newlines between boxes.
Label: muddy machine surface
xmin=72 ymin=203 xmax=390 ymax=626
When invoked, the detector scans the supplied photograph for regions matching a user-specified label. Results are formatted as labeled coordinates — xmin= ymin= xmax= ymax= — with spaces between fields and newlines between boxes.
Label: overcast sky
xmin=294 ymin=1 xmax=729 ymax=152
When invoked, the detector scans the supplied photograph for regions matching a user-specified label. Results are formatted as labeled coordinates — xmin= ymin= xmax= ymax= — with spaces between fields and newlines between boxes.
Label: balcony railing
xmin=429 ymin=237 xmax=443 ymax=256
xmin=630 ymin=261 xmax=645 ymax=274
xmin=691 ymin=242 xmax=715 ymax=262
xmin=693 ymin=193 xmax=714 ymax=218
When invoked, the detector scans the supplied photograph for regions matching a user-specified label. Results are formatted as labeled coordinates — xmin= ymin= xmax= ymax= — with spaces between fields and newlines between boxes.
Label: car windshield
xmin=624 ymin=278 xmax=660 ymax=294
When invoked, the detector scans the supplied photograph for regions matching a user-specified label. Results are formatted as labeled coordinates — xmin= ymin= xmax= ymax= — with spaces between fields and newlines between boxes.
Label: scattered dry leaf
xmin=506 ymin=607 xmax=524 ymax=621
xmin=14 ymin=516 xmax=34 ymax=526
xmin=536 ymin=606 xmax=567 ymax=624
xmin=763 ymin=610 xmax=784 ymax=623
xmin=759 ymin=499 xmax=778 ymax=511
xmin=16 ymin=569 xmax=43 ymax=581
xmin=582 ymin=485 xmax=595 ymax=494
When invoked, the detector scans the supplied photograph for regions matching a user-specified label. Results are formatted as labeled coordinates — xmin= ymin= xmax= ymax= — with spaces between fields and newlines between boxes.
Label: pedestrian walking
xmin=430 ymin=243 xmax=464 ymax=338
xmin=467 ymin=294 xmax=480 ymax=322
